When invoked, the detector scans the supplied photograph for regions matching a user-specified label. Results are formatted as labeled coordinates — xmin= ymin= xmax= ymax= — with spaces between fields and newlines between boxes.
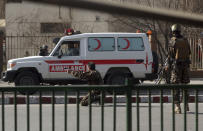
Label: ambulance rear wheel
xmin=106 ymin=72 xmax=128 ymax=94
xmin=15 ymin=71 xmax=39 ymax=95
xmin=107 ymin=72 xmax=127 ymax=85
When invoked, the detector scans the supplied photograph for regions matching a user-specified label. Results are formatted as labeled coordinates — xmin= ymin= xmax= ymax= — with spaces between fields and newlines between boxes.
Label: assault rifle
xmin=155 ymin=57 xmax=172 ymax=84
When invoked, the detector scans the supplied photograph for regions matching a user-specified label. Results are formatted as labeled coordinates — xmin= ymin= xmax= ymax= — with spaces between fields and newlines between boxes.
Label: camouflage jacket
xmin=70 ymin=70 xmax=103 ymax=85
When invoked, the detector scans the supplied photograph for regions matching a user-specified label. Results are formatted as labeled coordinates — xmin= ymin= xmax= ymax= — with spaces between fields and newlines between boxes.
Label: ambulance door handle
xmin=136 ymin=59 xmax=144 ymax=63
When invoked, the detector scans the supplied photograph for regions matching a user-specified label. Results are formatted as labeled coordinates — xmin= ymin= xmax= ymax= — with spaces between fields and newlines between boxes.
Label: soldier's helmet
xmin=42 ymin=45 xmax=48 ymax=49
xmin=171 ymin=24 xmax=181 ymax=32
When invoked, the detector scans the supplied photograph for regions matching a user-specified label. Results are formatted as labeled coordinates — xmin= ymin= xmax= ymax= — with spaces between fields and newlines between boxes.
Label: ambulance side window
xmin=53 ymin=41 xmax=80 ymax=56
xmin=88 ymin=37 xmax=115 ymax=51
xmin=117 ymin=37 xmax=145 ymax=51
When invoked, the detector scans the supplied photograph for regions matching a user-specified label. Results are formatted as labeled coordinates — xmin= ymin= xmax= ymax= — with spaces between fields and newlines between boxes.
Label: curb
xmin=0 ymin=96 xmax=202 ymax=104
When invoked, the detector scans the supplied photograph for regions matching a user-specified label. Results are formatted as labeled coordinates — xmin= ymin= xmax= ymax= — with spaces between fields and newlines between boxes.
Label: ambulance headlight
xmin=7 ymin=62 xmax=16 ymax=69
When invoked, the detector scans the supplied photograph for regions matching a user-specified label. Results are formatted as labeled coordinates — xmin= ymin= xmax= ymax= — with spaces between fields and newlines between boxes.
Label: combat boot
xmin=80 ymin=94 xmax=100 ymax=106
xmin=175 ymin=104 xmax=181 ymax=114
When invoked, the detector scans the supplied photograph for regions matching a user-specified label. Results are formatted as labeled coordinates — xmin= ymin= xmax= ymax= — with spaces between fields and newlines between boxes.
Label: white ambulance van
xmin=2 ymin=33 xmax=158 ymax=86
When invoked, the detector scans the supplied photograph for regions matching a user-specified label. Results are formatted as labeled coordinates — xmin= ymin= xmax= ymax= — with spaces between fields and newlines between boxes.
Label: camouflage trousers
xmin=173 ymin=89 xmax=189 ymax=105
xmin=80 ymin=90 xmax=101 ymax=106
xmin=170 ymin=62 xmax=190 ymax=104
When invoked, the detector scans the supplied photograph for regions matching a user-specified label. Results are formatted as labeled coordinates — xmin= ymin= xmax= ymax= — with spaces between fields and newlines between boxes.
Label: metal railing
xmin=189 ymin=37 xmax=203 ymax=70
xmin=0 ymin=84 xmax=202 ymax=131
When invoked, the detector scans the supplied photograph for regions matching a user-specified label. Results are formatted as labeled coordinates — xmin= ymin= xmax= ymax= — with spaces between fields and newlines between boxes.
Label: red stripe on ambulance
xmin=45 ymin=60 xmax=74 ymax=64
xmin=45 ymin=58 xmax=152 ymax=72
xmin=45 ymin=59 xmax=142 ymax=65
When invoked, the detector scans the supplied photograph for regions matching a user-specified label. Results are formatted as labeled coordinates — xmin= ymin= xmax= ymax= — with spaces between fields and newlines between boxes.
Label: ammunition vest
xmin=172 ymin=37 xmax=190 ymax=61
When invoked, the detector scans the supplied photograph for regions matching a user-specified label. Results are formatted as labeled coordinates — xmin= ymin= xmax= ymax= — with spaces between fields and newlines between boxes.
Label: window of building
xmin=41 ymin=23 xmax=67 ymax=33
xmin=88 ymin=37 xmax=115 ymax=51
xmin=117 ymin=37 xmax=145 ymax=51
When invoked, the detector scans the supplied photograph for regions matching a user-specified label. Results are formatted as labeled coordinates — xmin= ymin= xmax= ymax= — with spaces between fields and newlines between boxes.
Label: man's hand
xmin=164 ymin=66 xmax=169 ymax=72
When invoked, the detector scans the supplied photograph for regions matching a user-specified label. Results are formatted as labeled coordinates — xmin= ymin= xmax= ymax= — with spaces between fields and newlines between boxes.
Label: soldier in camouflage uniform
xmin=167 ymin=24 xmax=191 ymax=114
xmin=67 ymin=62 xmax=103 ymax=106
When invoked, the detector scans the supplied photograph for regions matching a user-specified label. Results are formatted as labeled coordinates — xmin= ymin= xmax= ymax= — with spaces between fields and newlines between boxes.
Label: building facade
xmin=5 ymin=0 xmax=110 ymax=59
xmin=6 ymin=1 xmax=109 ymax=35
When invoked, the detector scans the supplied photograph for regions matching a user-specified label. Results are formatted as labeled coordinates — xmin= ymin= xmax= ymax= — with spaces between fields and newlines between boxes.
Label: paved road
xmin=1 ymin=78 xmax=203 ymax=87
xmin=1 ymin=78 xmax=203 ymax=97
xmin=1 ymin=103 xmax=203 ymax=131
xmin=0 ymin=80 xmax=14 ymax=87
xmin=144 ymin=78 xmax=203 ymax=85
xmin=1 ymin=80 xmax=203 ymax=130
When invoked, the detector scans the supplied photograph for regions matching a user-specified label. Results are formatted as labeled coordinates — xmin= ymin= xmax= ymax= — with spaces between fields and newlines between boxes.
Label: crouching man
xmin=67 ymin=62 xmax=103 ymax=106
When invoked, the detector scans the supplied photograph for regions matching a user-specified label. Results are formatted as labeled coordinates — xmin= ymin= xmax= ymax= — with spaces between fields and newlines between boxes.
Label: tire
xmin=106 ymin=72 xmax=132 ymax=95
xmin=15 ymin=71 xmax=39 ymax=95
xmin=106 ymin=72 xmax=127 ymax=85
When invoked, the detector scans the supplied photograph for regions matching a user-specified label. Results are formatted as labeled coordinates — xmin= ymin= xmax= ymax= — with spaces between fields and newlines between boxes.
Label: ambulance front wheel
xmin=14 ymin=71 xmax=39 ymax=95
